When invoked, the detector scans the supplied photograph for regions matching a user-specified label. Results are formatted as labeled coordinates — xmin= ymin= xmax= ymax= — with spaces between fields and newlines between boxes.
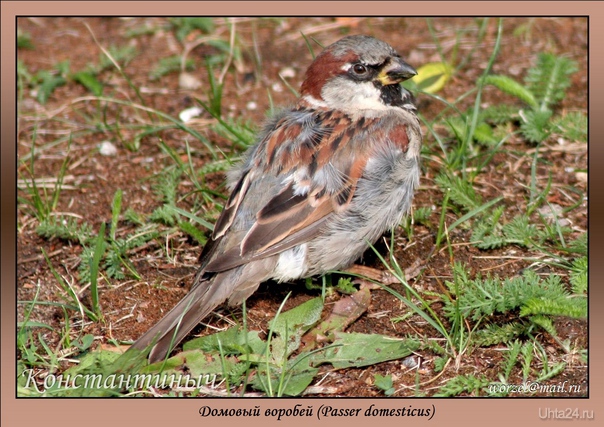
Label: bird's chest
xmin=357 ymin=148 xmax=419 ymax=214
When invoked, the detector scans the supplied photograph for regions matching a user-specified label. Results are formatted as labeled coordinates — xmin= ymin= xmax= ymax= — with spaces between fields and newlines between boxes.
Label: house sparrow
xmin=130 ymin=35 xmax=422 ymax=363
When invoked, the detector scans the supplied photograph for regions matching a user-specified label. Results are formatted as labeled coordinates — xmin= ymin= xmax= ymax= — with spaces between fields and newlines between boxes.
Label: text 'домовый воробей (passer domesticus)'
xmin=129 ymin=35 xmax=423 ymax=363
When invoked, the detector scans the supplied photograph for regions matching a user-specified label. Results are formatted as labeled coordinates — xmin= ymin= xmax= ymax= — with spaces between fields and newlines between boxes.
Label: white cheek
xmin=353 ymin=83 xmax=388 ymax=110
xmin=274 ymin=245 xmax=308 ymax=281
xmin=322 ymin=81 xmax=388 ymax=113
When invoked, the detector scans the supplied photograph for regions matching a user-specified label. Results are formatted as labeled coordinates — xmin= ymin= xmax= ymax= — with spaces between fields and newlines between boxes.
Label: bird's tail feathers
xmin=128 ymin=274 xmax=228 ymax=364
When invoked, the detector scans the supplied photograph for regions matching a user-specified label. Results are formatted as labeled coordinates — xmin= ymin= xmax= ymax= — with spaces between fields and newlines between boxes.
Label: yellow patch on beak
xmin=377 ymin=58 xmax=418 ymax=85
xmin=377 ymin=70 xmax=398 ymax=86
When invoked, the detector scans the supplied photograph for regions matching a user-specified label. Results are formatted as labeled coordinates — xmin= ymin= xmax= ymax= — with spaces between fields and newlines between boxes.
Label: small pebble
xmin=179 ymin=106 xmax=203 ymax=123
xmin=402 ymin=355 xmax=420 ymax=369
xmin=539 ymin=203 xmax=563 ymax=217
xmin=279 ymin=67 xmax=296 ymax=78
xmin=179 ymin=72 xmax=202 ymax=90
xmin=99 ymin=141 xmax=118 ymax=156
xmin=538 ymin=203 xmax=571 ymax=226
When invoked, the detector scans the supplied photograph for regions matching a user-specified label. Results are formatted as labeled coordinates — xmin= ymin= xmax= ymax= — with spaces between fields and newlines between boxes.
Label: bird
xmin=129 ymin=34 xmax=422 ymax=363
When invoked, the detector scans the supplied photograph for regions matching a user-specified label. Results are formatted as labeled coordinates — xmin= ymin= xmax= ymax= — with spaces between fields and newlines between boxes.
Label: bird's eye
xmin=352 ymin=63 xmax=368 ymax=75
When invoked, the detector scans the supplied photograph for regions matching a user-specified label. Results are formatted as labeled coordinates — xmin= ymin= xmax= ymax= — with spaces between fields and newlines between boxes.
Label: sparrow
xmin=130 ymin=35 xmax=422 ymax=363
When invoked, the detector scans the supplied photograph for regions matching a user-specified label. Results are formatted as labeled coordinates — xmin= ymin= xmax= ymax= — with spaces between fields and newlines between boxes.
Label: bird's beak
xmin=377 ymin=57 xmax=417 ymax=85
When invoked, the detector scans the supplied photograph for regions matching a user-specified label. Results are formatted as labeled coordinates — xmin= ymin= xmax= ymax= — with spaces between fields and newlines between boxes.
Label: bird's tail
xmin=128 ymin=273 xmax=229 ymax=364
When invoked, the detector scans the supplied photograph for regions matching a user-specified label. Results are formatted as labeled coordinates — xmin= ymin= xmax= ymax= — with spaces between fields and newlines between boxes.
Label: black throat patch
xmin=375 ymin=82 xmax=415 ymax=108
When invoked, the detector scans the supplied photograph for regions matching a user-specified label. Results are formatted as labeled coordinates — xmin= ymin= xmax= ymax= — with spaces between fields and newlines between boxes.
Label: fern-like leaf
xmin=149 ymin=204 xmax=178 ymax=226
xmin=520 ymin=108 xmax=553 ymax=143
xmin=37 ymin=216 xmax=94 ymax=246
xmin=473 ymin=322 xmax=531 ymax=347
xmin=525 ymin=53 xmax=578 ymax=111
xmin=434 ymin=375 xmax=491 ymax=397
xmin=520 ymin=342 xmax=534 ymax=381
xmin=479 ymin=104 xmax=520 ymax=124
xmin=568 ymin=233 xmax=587 ymax=255
xmin=570 ymin=256 xmax=587 ymax=295
xmin=444 ymin=268 xmax=570 ymax=321
xmin=552 ymin=111 xmax=587 ymax=143
xmin=178 ymin=221 xmax=207 ymax=245
xmin=520 ymin=296 xmax=587 ymax=319
xmin=484 ymin=74 xmax=538 ymax=108
xmin=435 ymin=173 xmax=482 ymax=211
xmin=502 ymin=340 xmax=522 ymax=379
xmin=473 ymin=122 xmax=500 ymax=146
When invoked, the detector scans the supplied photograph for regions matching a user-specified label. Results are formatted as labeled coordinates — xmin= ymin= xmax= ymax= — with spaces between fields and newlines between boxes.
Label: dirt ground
xmin=16 ymin=17 xmax=587 ymax=397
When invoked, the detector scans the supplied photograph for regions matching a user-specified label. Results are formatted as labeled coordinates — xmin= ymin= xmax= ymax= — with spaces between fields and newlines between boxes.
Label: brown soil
xmin=17 ymin=17 xmax=587 ymax=397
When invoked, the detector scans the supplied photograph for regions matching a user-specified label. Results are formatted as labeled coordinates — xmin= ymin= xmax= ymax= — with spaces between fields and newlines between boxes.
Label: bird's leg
xmin=344 ymin=260 xmax=423 ymax=287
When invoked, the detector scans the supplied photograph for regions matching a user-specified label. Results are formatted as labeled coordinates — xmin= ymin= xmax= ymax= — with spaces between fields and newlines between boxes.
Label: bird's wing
xmin=199 ymin=108 xmax=410 ymax=274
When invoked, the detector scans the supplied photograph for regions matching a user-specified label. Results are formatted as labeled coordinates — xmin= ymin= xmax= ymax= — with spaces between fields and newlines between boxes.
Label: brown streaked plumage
xmin=129 ymin=35 xmax=422 ymax=363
